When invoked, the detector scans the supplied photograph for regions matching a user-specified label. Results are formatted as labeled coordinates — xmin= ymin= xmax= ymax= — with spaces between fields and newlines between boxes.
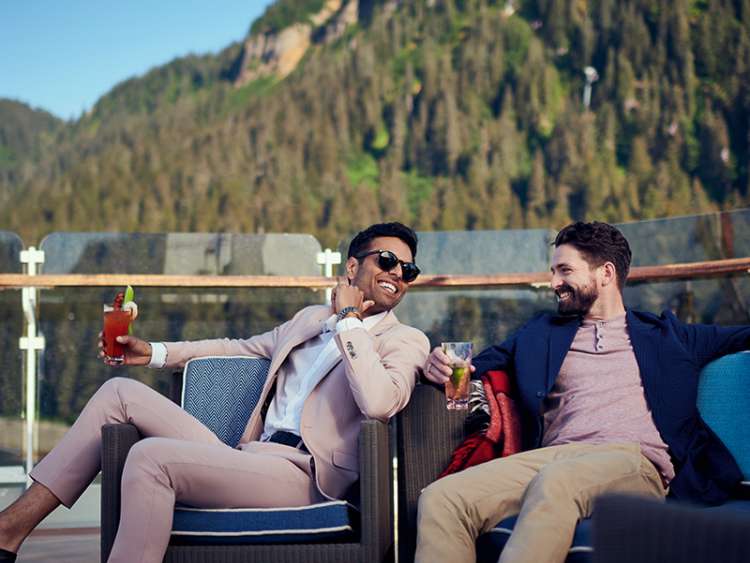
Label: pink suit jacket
xmin=162 ymin=304 xmax=430 ymax=500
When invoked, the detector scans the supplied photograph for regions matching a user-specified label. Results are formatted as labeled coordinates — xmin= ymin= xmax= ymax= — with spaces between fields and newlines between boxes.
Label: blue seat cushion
xmin=476 ymin=515 xmax=592 ymax=563
xmin=170 ymin=500 xmax=357 ymax=544
xmin=697 ymin=351 xmax=750 ymax=479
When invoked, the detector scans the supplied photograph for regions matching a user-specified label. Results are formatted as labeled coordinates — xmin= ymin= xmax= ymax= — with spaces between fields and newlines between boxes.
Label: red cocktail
xmin=103 ymin=306 xmax=132 ymax=362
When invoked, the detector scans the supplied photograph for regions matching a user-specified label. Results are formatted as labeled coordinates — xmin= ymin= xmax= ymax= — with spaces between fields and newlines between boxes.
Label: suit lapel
xmin=242 ymin=307 xmax=332 ymax=443
xmin=546 ymin=316 xmax=580 ymax=391
xmin=626 ymin=309 xmax=660 ymax=408
xmin=369 ymin=309 xmax=399 ymax=336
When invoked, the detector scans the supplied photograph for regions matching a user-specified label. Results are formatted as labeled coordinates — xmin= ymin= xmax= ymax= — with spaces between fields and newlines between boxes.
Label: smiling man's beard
xmin=556 ymin=282 xmax=599 ymax=316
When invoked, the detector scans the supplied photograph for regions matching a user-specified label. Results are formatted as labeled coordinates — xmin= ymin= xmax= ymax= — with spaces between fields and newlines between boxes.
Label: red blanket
xmin=439 ymin=370 xmax=521 ymax=479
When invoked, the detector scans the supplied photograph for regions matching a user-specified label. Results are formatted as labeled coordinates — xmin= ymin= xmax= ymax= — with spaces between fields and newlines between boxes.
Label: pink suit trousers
xmin=30 ymin=377 xmax=323 ymax=563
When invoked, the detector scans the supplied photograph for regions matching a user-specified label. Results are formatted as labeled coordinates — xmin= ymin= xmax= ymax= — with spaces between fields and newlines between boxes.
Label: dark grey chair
xmin=395 ymin=382 xmax=472 ymax=563
xmin=593 ymin=494 xmax=750 ymax=563
xmin=101 ymin=356 xmax=394 ymax=563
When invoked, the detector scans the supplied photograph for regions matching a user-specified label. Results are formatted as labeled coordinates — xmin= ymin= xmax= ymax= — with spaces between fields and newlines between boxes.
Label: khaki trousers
xmin=415 ymin=442 xmax=666 ymax=563
xmin=30 ymin=377 xmax=323 ymax=563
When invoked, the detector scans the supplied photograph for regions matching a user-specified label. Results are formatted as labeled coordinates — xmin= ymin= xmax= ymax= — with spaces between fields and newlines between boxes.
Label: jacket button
xmin=536 ymin=391 xmax=545 ymax=398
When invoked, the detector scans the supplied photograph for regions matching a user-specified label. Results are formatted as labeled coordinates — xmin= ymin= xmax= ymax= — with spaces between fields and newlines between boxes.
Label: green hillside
xmin=0 ymin=0 xmax=748 ymax=247
xmin=0 ymin=99 xmax=62 ymax=189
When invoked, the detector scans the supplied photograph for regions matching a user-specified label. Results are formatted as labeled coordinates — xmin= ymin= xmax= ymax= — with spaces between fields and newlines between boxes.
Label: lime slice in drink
xmin=450 ymin=366 xmax=467 ymax=387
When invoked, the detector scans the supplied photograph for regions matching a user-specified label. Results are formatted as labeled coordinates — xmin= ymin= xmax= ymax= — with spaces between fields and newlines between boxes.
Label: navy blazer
xmin=472 ymin=309 xmax=750 ymax=505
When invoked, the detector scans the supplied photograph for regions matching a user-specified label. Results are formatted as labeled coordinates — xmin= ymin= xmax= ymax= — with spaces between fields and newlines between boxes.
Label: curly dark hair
xmin=553 ymin=221 xmax=632 ymax=289
xmin=347 ymin=222 xmax=418 ymax=259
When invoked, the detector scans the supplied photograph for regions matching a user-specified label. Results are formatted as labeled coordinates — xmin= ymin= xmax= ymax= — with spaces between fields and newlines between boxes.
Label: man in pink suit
xmin=0 ymin=222 xmax=429 ymax=563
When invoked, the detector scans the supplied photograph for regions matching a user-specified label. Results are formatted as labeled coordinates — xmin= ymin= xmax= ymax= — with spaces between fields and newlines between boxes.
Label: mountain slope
xmin=0 ymin=99 xmax=62 ymax=191
xmin=0 ymin=0 xmax=748 ymax=246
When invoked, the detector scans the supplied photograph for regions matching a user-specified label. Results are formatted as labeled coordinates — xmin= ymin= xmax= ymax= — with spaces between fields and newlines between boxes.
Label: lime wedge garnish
xmin=450 ymin=366 xmax=466 ymax=387
xmin=123 ymin=285 xmax=135 ymax=305
xmin=123 ymin=285 xmax=135 ymax=334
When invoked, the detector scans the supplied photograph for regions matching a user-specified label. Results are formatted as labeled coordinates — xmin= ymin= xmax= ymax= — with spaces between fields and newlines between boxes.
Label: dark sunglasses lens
xmin=402 ymin=264 xmax=420 ymax=282
xmin=377 ymin=251 xmax=399 ymax=271
xmin=376 ymin=251 xmax=419 ymax=282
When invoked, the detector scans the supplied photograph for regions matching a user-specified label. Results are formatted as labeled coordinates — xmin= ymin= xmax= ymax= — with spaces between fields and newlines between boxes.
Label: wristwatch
xmin=337 ymin=306 xmax=362 ymax=322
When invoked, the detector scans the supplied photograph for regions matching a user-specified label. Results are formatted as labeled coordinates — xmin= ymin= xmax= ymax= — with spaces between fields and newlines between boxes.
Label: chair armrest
xmin=593 ymin=494 xmax=750 ymax=563
xmin=396 ymin=383 xmax=468 ymax=563
xmin=359 ymin=418 xmax=392 ymax=562
xmin=169 ymin=370 xmax=183 ymax=405
xmin=101 ymin=422 xmax=141 ymax=563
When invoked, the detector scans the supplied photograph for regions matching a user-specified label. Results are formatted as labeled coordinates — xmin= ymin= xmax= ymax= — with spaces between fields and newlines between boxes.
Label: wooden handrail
xmin=0 ymin=257 xmax=748 ymax=289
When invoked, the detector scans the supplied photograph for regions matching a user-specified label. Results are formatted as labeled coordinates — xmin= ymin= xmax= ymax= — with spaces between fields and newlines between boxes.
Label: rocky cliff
xmin=234 ymin=0 xmax=362 ymax=85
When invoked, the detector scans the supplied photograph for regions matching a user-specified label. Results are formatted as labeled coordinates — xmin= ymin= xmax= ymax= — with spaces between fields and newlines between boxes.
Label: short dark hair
xmin=347 ymin=222 xmax=418 ymax=259
xmin=553 ymin=221 xmax=632 ymax=289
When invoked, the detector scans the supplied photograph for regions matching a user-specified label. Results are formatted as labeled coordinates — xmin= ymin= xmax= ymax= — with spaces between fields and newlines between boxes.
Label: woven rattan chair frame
xmin=396 ymin=383 xmax=467 ymax=563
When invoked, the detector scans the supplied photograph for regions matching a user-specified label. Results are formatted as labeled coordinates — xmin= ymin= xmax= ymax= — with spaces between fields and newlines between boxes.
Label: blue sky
xmin=1 ymin=1 xmax=275 ymax=120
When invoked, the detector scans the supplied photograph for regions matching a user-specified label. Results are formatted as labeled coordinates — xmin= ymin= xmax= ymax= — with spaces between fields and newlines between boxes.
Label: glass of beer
xmin=442 ymin=341 xmax=473 ymax=410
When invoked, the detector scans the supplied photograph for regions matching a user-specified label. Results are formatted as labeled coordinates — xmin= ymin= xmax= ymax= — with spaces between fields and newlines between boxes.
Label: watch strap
xmin=337 ymin=306 xmax=362 ymax=322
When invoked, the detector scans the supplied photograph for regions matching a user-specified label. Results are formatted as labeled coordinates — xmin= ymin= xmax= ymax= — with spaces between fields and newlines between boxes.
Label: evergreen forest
xmin=1 ymin=0 xmax=749 ymax=248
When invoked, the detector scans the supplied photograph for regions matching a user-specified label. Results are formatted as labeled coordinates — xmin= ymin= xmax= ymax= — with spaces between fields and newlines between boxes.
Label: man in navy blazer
xmin=417 ymin=221 xmax=750 ymax=563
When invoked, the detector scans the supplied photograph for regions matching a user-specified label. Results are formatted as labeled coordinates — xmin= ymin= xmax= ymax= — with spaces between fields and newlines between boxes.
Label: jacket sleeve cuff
xmin=336 ymin=316 xmax=364 ymax=333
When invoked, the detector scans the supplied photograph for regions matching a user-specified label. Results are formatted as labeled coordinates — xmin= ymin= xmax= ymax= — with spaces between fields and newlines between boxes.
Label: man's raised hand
xmin=98 ymin=332 xmax=153 ymax=366
xmin=333 ymin=278 xmax=375 ymax=316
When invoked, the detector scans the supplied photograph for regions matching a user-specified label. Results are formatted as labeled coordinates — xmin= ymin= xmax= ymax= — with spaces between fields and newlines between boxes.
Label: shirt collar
xmin=322 ymin=310 xmax=388 ymax=333
xmin=362 ymin=310 xmax=388 ymax=329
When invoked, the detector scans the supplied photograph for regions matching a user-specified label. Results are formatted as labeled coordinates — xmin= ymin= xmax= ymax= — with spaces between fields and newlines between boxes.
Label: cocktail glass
xmin=103 ymin=305 xmax=132 ymax=363
xmin=442 ymin=341 xmax=473 ymax=410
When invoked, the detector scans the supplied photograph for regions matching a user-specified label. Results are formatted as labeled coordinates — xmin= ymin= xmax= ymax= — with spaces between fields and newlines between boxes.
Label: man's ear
xmin=345 ymin=256 xmax=359 ymax=282
xmin=600 ymin=261 xmax=617 ymax=287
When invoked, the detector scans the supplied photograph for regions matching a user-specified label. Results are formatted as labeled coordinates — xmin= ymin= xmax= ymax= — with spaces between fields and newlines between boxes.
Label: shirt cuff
xmin=336 ymin=316 xmax=364 ymax=333
xmin=148 ymin=342 xmax=167 ymax=368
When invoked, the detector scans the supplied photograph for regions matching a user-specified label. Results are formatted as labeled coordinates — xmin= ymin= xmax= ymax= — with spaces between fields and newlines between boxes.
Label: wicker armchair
xmin=101 ymin=356 xmax=394 ymax=563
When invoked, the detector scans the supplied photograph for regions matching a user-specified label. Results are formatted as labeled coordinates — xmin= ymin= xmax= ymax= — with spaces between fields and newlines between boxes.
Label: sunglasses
xmin=355 ymin=249 xmax=421 ymax=283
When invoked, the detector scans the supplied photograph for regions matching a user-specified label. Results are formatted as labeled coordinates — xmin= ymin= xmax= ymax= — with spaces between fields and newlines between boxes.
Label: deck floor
xmin=17 ymin=529 xmax=99 ymax=563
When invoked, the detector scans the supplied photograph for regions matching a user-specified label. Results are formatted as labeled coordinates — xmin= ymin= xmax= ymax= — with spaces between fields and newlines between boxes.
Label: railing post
xmin=316 ymin=248 xmax=342 ymax=304
xmin=19 ymin=246 xmax=45 ymax=483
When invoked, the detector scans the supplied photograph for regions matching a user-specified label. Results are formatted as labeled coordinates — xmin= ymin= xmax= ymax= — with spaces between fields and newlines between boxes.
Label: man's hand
xmin=331 ymin=278 xmax=375 ymax=317
xmin=98 ymin=332 xmax=153 ymax=366
xmin=422 ymin=346 xmax=476 ymax=385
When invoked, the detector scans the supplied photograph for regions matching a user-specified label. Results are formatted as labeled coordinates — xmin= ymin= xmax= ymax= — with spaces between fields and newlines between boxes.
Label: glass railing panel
xmin=35 ymin=233 xmax=325 ymax=461
xmin=39 ymin=232 xmax=324 ymax=275
xmin=0 ymin=231 xmax=23 ymax=273
xmin=395 ymin=229 xmax=556 ymax=351
xmin=0 ymin=232 xmax=24 ymax=482
xmin=618 ymin=210 xmax=750 ymax=325
xmin=727 ymin=208 xmax=750 ymax=258
xmin=618 ymin=209 xmax=750 ymax=265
